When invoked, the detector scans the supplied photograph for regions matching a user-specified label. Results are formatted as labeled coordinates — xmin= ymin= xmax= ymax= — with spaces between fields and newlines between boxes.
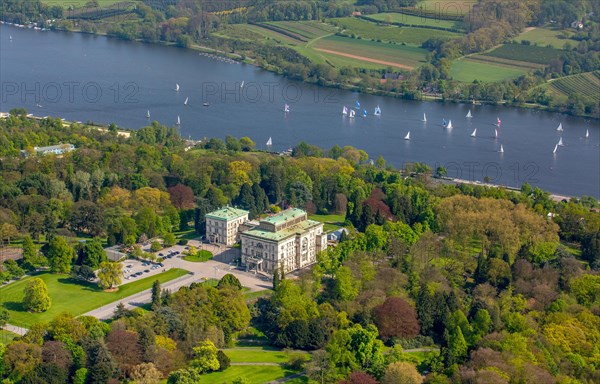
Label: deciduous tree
xmin=381 ymin=361 xmax=422 ymax=384
xmin=191 ymin=340 xmax=220 ymax=373
xmin=23 ymin=277 xmax=52 ymax=312
xmin=374 ymin=297 xmax=420 ymax=342
xmin=47 ymin=236 xmax=74 ymax=274
xmin=97 ymin=261 xmax=123 ymax=290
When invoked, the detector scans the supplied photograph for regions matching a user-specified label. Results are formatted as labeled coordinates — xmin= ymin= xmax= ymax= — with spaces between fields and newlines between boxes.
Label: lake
xmin=1 ymin=24 xmax=599 ymax=198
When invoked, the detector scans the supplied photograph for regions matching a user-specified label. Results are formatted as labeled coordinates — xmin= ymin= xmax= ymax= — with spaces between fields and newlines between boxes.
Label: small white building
xmin=205 ymin=207 xmax=249 ymax=246
xmin=571 ymin=20 xmax=583 ymax=29
xmin=21 ymin=143 xmax=76 ymax=157
xmin=240 ymin=208 xmax=327 ymax=274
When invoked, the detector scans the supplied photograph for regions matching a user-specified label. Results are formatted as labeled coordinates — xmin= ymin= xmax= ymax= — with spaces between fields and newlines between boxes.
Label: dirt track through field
xmin=314 ymin=48 xmax=413 ymax=69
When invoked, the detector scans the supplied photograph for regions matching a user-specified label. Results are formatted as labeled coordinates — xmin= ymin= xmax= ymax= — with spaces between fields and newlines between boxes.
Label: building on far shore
xmin=239 ymin=208 xmax=327 ymax=274
xmin=205 ymin=206 xmax=250 ymax=246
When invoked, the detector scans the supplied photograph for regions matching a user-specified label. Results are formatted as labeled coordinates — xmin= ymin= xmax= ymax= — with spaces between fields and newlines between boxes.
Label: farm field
xmin=485 ymin=43 xmax=562 ymax=65
xmin=266 ymin=21 xmax=335 ymax=40
xmin=516 ymin=27 xmax=575 ymax=49
xmin=41 ymin=0 xmax=128 ymax=7
xmin=295 ymin=45 xmax=391 ymax=69
xmin=0 ymin=269 xmax=189 ymax=327
xmin=314 ymin=35 xmax=428 ymax=69
xmin=467 ymin=54 xmax=543 ymax=71
xmin=368 ymin=12 xmax=462 ymax=30
xmin=549 ymin=72 xmax=600 ymax=102
xmin=451 ymin=59 xmax=527 ymax=82
xmin=329 ymin=17 xmax=461 ymax=45
xmin=416 ymin=0 xmax=476 ymax=15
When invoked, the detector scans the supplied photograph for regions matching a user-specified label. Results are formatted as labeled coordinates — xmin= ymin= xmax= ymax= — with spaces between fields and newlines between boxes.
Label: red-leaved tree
xmin=168 ymin=184 xmax=195 ymax=210
xmin=374 ymin=297 xmax=420 ymax=342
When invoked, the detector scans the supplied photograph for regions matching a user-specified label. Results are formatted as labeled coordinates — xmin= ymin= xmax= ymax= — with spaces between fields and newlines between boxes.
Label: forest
xmin=0 ymin=110 xmax=598 ymax=383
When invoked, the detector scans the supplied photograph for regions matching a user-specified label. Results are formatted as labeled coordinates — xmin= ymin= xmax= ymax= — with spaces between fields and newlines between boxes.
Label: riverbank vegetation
xmin=1 ymin=0 xmax=599 ymax=117
xmin=0 ymin=111 xmax=598 ymax=383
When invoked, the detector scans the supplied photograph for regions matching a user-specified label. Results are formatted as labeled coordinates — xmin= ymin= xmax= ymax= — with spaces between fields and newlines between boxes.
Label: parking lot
xmin=121 ymin=258 xmax=166 ymax=281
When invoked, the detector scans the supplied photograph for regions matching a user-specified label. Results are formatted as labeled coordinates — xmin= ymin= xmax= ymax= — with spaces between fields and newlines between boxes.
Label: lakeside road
xmin=435 ymin=176 xmax=572 ymax=203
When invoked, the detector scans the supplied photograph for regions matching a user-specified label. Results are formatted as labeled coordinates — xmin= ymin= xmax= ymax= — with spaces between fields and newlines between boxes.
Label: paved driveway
xmin=83 ymin=243 xmax=272 ymax=320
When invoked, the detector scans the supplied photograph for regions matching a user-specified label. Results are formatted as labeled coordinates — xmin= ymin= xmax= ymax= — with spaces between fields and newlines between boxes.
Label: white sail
xmin=553 ymin=144 xmax=558 ymax=154
xmin=422 ymin=113 xmax=427 ymax=122
xmin=558 ymin=137 xmax=563 ymax=146
xmin=496 ymin=117 xmax=501 ymax=127
xmin=446 ymin=120 xmax=453 ymax=129
xmin=9 ymin=35 xmax=12 ymax=40
xmin=556 ymin=123 xmax=563 ymax=131
xmin=404 ymin=131 xmax=410 ymax=140
xmin=499 ymin=144 xmax=504 ymax=153
xmin=495 ymin=128 xmax=498 ymax=138
xmin=470 ymin=128 xmax=477 ymax=137
xmin=176 ymin=116 xmax=180 ymax=125
xmin=146 ymin=110 xmax=150 ymax=118
xmin=466 ymin=110 xmax=472 ymax=118
xmin=585 ymin=129 xmax=589 ymax=138
xmin=374 ymin=105 xmax=381 ymax=116
xmin=175 ymin=83 xmax=180 ymax=92
xmin=266 ymin=137 xmax=272 ymax=146
xmin=184 ymin=97 xmax=188 ymax=105
xmin=240 ymin=80 xmax=244 ymax=89
xmin=349 ymin=109 xmax=355 ymax=118
xmin=284 ymin=104 xmax=290 ymax=112
xmin=342 ymin=106 xmax=348 ymax=115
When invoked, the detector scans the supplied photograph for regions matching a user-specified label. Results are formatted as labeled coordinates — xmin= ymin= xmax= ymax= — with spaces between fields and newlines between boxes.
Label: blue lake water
xmin=1 ymin=24 xmax=599 ymax=198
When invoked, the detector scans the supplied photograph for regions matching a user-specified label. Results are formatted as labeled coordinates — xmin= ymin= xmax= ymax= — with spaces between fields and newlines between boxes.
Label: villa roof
xmin=205 ymin=207 xmax=249 ymax=220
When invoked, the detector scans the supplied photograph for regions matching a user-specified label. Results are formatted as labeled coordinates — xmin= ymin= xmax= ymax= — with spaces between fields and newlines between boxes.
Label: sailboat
xmin=374 ymin=105 xmax=381 ymax=116
xmin=175 ymin=83 xmax=180 ymax=92
xmin=349 ymin=109 xmax=356 ymax=118
xmin=470 ymin=128 xmax=477 ymax=137
xmin=495 ymin=128 xmax=498 ymax=138
xmin=442 ymin=118 xmax=447 ymax=126
xmin=585 ymin=129 xmax=589 ymax=138
xmin=176 ymin=116 xmax=180 ymax=125
xmin=9 ymin=35 xmax=12 ymax=41
xmin=184 ymin=97 xmax=188 ymax=106
xmin=240 ymin=80 xmax=244 ymax=89
xmin=466 ymin=110 xmax=472 ymax=118
xmin=553 ymin=144 xmax=558 ymax=154
xmin=342 ymin=106 xmax=348 ymax=115
xmin=499 ymin=144 xmax=504 ymax=153
xmin=284 ymin=104 xmax=290 ymax=113
xmin=558 ymin=137 xmax=564 ymax=146
xmin=146 ymin=110 xmax=150 ymax=118
xmin=266 ymin=137 xmax=272 ymax=146
xmin=446 ymin=120 xmax=453 ymax=129
xmin=362 ymin=109 xmax=367 ymax=118
xmin=355 ymin=100 xmax=361 ymax=109
xmin=556 ymin=123 xmax=563 ymax=131
xmin=496 ymin=117 xmax=501 ymax=127
xmin=422 ymin=113 xmax=427 ymax=122
xmin=404 ymin=131 xmax=411 ymax=140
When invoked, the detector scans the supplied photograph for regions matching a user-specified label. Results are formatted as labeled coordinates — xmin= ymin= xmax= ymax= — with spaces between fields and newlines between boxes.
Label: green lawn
xmin=223 ymin=347 xmax=310 ymax=364
xmin=244 ymin=289 xmax=273 ymax=301
xmin=0 ymin=269 xmax=189 ymax=327
xmin=329 ymin=17 xmax=461 ymax=45
xmin=309 ymin=213 xmax=345 ymax=232
xmin=0 ymin=330 xmax=19 ymax=344
xmin=450 ymin=59 xmax=527 ymax=82
xmin=183 ymin=250 xmax=213 ymax=262
xmin=368 ymin=12 xmax=461 ymax=30
xmin=198 ymin=365 xmax=298 ymax=384
xmin=516 ymin=27 xmax=575 ymax=49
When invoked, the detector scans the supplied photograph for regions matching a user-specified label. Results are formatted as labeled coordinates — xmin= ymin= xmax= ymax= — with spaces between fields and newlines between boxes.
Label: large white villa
xmin=205 ymin=207 xmax=327 ymax=274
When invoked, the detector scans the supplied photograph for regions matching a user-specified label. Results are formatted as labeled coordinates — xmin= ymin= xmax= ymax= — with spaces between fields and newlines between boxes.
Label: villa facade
xmin=205 ymin=207 xmax=249 ymax=246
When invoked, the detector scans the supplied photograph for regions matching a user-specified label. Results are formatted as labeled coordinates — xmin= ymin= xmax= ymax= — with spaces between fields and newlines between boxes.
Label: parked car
xmin=144 ymin=269 xmax=150 ymax=273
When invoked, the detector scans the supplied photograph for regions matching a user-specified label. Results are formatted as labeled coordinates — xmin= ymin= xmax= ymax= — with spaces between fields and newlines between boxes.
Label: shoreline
xmin=2 ymin=111 xmax=581 ymax=202
xmin=3 ymin=23 xmax=597 ymax=121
